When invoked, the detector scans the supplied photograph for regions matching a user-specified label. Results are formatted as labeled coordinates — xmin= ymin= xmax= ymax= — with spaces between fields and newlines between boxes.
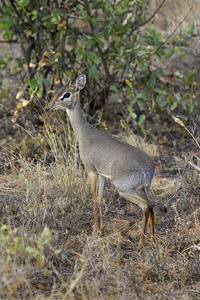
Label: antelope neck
xmin=66 ymin=99 xmax=91 ymax=142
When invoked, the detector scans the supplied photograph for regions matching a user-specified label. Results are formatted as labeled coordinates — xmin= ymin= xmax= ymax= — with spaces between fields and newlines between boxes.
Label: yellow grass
xmin=0 ymin=116 xmax=199 ymax=299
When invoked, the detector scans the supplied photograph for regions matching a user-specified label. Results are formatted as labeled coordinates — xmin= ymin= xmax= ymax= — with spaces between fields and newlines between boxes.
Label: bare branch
xmin=150 ymin=5 xmax=193 ymax=59
xmin=139 ymin=0 xmax=165 ymax=29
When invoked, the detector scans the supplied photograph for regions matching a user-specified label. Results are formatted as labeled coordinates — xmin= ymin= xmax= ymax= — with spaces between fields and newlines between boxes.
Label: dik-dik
xmin=47 ymin=74 xmax=155 ymax=248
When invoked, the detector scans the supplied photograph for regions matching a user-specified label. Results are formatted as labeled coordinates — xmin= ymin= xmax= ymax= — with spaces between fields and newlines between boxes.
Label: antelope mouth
xmin=51 ymin=105 xmax=60 ymax=111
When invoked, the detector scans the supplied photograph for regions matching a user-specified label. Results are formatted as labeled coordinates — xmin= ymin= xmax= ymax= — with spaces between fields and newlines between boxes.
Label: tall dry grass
xmin=0 ymin=116 xmax=199 ymax=299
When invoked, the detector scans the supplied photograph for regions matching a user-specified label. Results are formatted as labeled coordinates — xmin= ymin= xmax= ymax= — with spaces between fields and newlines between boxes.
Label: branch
xmin=138 ymin=0 xmax=165 ymax=29
xmin=127 ymin=1 xmax=165 ymax=40
xmin=0 ymin=40 xmax=22 ymax=43
xmin=149 ymin=5 xmax=193 ymax=59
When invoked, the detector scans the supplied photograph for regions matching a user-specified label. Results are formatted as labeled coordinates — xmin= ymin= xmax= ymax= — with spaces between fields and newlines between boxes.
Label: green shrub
xmin=0 ymin=0 xmax=198 ymax=128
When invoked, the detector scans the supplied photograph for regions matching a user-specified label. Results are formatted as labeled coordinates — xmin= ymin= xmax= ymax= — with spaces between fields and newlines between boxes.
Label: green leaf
xmin=187 ymin=69 xmax=197 ymax=79
xmin=174 ymin=93 xmax=181 ymax=101
xmin=177 ymin=47 xmax=184 ymax=59
xmin=187 ymin=22 xmax=195 ymax=35
xmin=80 ymin=36 xmax=96 ymax=48
xmin=92 ymin=0 xmax=102 ymax=9
xmin=130 ymin=112 xmax=137 ymax=119
xmin=97 ymin=38 xmax=104 ymax=48
xmin=188 ymin=101 xmax=194 ymax=113
xmin=165 ymin=48 xmax=174 ymax=59
xmin=88 ymin=65 xmax=100 ymax=80
xmin=2 ymin=90 xmax=9 ymax=96
xmin=51 ymin=14 xmax=61 ymax=25
xmin=128 ymin=98 xmax=136 ymax=109
xmin=3 ymin=30 xmax=13 ymax=40
xmin=77 ymin=4 xmax=86 ymax=17
xmin=42 ymin=79 xmax=50 ymax=86
xmin=110 ymin=94 xmax=120 ymax=102
xmin=138 ymin=114 xmax=145 ymax=124
xmin=17 ymin=0 xmax=29 ymax=7
xmin=154 ymin=69 xmax=164 ymax=78
xmin=41 ymin=15 xmax=51 ymax=21
xmin=86 ymin=39 xmax=97 ymax=48
xmin=0 ymin=16 xmax=13 ymax=30
xmin=156 ymin=94 xmax=166 ymax=107
xmin=171 ymin=102 xmax=177 ymax=110
xmin=67 ymin=35 xmax=78 ymax=46
xmin=25 ymin=246 xmax=35 ymax=254
xmin=150 ymin=73 xmax=156 ymax=87
xmin=0 ymin=22 xmax=11 ymax=30
xmin=174 ymin=71 xmax=183 ymax=79
xmin=103 ymin=27 xmax=109 ymax=39
xmin=53 ymin=9 xmax=64 ymax=17
xmin=91 ymin=18 xmax=98 ymax=27
xmin=137 ymin=100 xmax=144 ymax=110
xmin=2 ymin=5 xmax=15 ymax=13
xmin=110 ymin=85 xmax=118 ymax=92
xmin=0 ymin=59 xmax=7 ymax=67
xmin=31 ymin=10 xmax=38 ymax=21
xmin=137 ymin=50 xmax=146 ymax=57
xmin=136 ymin=93 xmax=147 ymax=100
xmin=88 ymin=52 xmax=101 ymax=64
xmin=27 ymin=78 xmax=38 ymax=94
xmin=79 ymin=37 xmax=89 ymax=47
xmin=83 ymin=34 xmax=94 ymax=40
xmin=154 ymin=88 xmax=163 ymax=94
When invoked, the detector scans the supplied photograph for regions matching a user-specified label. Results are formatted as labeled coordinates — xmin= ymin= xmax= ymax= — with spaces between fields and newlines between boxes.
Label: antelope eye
xmin=64 ymin=92 xmax=71 ymax=98
xmin=60 ymin=91 xmax=71 ymax=101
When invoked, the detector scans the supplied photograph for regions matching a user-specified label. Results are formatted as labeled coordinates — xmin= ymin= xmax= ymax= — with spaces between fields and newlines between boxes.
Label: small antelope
xmin=47 ymin=74 xmax=155 ymax=248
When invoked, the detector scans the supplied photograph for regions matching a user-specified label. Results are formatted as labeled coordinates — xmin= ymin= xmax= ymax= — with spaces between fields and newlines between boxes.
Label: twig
xmin=0 ymin=40 xmax=22 ymax=43
xmin=173 ymin=116 xmax=200 ymax=149
xmin=65 ymin=257 xmax=87 ymax=296
xmin=188 ymin=161 xmax=200 ymax=172
xmin=149 ymin=5 xmax=193 ymax=59
xmin=138 ymin=0 xmax=165 ymax=29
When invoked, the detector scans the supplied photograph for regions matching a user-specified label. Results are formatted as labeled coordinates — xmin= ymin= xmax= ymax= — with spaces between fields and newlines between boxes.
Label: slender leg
xmin=98 ymin=175 xmax=105 ymax=235
xmin=138 ymin=188 xmax=155 ymax=244
xmin=118 ymin=190 xmax=154 ymax=248
xmin=143 ymin=188 xmax=155 ymax=240
xmin=88 ymin=170 xmax=98 ymax=233
xmin=149 ymin=208 xmax=154 ymax=239
xmin=137 ymin=208 xmax=149 ymax=249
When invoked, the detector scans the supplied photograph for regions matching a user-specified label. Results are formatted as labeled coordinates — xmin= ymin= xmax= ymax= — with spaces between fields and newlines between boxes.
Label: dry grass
xmin=116 ymin=130 xmax=158 ymax=159
xmin=0 ymin=117 xmax=199 ymax=299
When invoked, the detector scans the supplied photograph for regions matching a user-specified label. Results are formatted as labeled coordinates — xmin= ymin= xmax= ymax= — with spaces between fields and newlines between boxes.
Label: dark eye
xmin=64 ymin=92 xmax=71 ymax=98
xmin=60 ymin=91 xmax=71 ymax=101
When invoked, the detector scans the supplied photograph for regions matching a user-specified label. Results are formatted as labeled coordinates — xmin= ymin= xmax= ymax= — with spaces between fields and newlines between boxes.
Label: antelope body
xmin=47 ymin=74 xmax=155 ymax=248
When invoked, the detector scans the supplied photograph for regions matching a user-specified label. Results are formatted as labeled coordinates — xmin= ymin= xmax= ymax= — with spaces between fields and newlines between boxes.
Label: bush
xmin=0 ymin=0 xmax=198 ymax=129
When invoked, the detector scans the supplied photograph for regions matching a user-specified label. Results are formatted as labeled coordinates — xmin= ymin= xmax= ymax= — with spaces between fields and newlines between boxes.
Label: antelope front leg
xmin=88 ymin=170 xmax=98 ymax=233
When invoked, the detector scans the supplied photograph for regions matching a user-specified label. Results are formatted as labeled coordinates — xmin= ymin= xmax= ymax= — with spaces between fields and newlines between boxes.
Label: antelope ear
xmin=75 ymin=74 xmax=86 ymax=91
xmin=60 ymin=72 xmax=68 ymax=85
